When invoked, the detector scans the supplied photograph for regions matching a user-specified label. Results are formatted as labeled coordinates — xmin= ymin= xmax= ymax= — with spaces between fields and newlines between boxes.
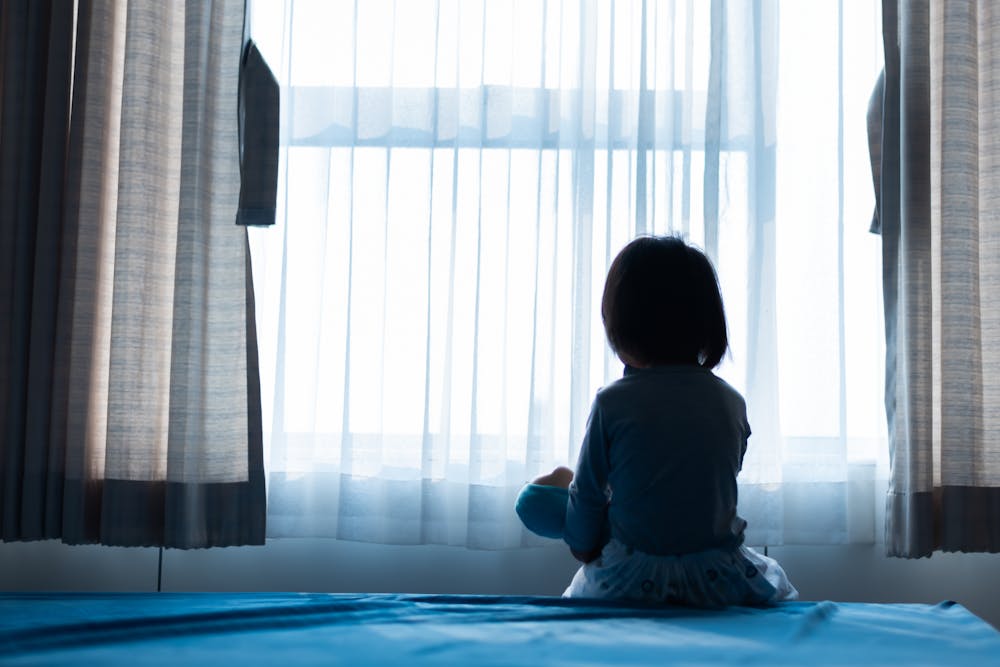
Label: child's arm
xmin=529 ymin=466 xmax=599 ymax=560
xmin=563 ymin=399 xmax=610 ymax=561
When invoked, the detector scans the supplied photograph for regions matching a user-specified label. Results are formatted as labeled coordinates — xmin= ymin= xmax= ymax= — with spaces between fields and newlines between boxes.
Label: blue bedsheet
xmin=1 ymin=593 xmax=998 ymax=665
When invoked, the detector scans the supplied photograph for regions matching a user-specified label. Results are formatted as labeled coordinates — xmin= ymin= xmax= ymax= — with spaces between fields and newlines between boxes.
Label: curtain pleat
xmin=0 ymin=0 xmax=76 ymax=541
xmin=60 ymin=0 xmax=128 ymax=545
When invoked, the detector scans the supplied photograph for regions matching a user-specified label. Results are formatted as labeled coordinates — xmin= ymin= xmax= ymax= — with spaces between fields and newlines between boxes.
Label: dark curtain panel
xmin=0 ymin=0 xmax=268 ymax=548
xmin=0 ymin=0 xmax=76 ymax=540
xmin=876 ymin=0 xmax=1000 ymax=557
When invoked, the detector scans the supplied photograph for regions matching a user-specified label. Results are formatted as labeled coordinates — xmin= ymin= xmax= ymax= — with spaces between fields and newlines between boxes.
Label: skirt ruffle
xmin=563 ymin=539 xmax=798 ymax=608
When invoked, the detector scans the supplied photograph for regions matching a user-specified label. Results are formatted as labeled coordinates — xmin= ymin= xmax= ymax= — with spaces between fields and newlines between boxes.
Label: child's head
xmin=601 ymin=236 xmax=728 ymax=369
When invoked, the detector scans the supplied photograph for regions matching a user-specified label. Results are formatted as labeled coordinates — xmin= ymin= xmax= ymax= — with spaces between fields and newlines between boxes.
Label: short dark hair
xmin=601 ymin=236 xmax=728 ymax=369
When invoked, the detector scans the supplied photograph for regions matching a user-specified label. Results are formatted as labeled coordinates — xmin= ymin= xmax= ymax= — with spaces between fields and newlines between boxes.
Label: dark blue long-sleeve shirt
xmin=564 ymin=364 xmax=750 ymax=557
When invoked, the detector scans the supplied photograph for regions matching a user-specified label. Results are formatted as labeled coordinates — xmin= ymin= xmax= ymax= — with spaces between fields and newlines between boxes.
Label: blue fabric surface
xmin=1 ymin=593 xmax=998 ymax=665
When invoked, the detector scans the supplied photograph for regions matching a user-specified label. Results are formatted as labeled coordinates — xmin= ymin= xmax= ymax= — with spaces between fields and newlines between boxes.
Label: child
xmin=515 ymin=236 xmax=797 ymax=607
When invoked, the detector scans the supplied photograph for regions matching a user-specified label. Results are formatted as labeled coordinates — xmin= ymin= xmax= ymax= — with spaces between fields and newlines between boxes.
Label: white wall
xmin=2 ymin=538 xmax=999 ymax=629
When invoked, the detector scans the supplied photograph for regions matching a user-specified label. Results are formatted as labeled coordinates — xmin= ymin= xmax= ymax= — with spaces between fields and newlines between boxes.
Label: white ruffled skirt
xmin=563 ymin=539 xmax=798 ymax=608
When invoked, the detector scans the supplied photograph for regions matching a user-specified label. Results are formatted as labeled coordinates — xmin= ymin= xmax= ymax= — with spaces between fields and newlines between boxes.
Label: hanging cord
xmin=157 ymin=547 xmax=164 ymax=592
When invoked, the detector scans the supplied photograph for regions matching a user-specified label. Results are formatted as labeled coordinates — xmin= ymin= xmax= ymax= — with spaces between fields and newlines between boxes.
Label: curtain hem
xmin=886 ymin=487 xmax=1000 ymax=558
xmin=54 ymin=479 xmax=266 ymax=549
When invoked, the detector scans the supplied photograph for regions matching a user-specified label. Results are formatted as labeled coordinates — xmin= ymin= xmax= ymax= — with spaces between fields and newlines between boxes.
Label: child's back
xmin=566 ymin=364 xmax=749 ymax=558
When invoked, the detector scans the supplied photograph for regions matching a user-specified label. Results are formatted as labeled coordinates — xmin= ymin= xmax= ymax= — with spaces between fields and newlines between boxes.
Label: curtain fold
xmin=1 ymin=0 xmax=78 ymax=540
xmin=0 ymin=0 xmax=266 ymax=548
xmin=878 ymin=0 xmax=1000 ymax=557
xmin=250 ymin=0 xmax=886 ymax=550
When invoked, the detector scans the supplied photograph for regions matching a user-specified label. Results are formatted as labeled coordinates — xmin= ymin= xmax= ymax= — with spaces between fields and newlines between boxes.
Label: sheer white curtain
xmin=248 ymin=0 xmax=886 ymax=549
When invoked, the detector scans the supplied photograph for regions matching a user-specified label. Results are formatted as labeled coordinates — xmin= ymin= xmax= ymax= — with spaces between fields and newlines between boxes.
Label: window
xmin=248 ymin=0 xmax=885 ymax=547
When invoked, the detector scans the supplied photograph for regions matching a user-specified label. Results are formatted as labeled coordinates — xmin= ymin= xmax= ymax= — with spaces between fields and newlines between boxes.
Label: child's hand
xmin=531 ymin=466 xmax=574 ymax=489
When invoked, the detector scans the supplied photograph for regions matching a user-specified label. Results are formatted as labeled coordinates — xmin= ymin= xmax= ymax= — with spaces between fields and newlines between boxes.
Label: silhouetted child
xmin=516 ymin=236 xmax=797 ymax=607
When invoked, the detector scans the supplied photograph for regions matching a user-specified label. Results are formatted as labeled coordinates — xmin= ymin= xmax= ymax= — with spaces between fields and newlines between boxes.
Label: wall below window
xmin=2 ymin=538 xmax=999 ymax=630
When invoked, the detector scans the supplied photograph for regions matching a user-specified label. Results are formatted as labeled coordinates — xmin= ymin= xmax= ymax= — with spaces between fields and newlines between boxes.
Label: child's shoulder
xmin=596 ymin=365 xmax=746 ymax=406
xmin=702 ymin=371 xmax=746 ymax=404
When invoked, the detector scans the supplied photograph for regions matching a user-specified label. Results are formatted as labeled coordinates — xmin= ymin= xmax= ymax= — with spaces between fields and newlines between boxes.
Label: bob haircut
xmin=601 ymin=236 xmax=728 ymax=369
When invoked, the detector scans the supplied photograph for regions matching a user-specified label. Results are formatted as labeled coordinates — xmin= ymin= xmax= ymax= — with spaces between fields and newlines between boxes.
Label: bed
xmin=2 ymin=592 xmax=998 ymax=665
